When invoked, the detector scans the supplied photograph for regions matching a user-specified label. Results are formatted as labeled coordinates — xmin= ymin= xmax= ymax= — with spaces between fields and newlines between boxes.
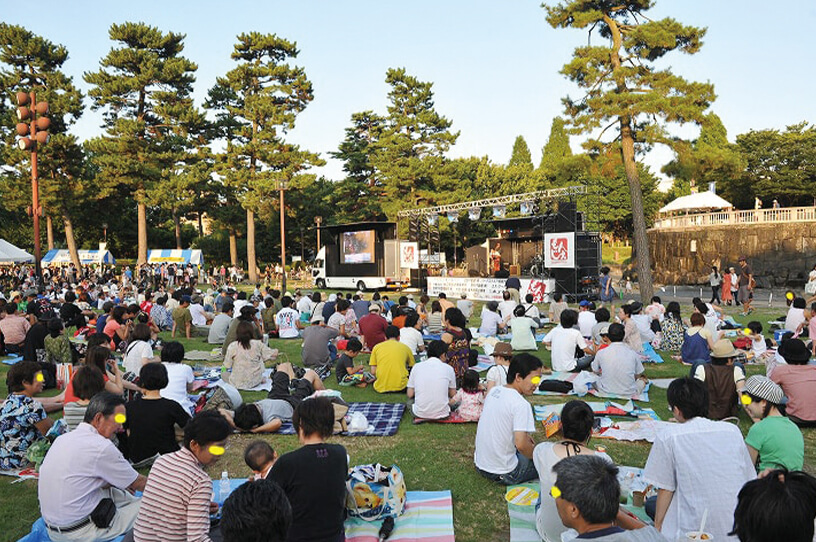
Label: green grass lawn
xmin=1 ymin=302 xmax=812 ymax=541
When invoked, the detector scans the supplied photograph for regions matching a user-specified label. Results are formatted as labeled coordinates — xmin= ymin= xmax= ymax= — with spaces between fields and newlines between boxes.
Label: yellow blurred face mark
xmin=741 ymin=394 xmax=753 ymax=406
xmin=208 ymin=445 xmax=225 ymax=456
xmin=35 ymin=373 xmax=45 ymax=383
xmin=743 ymin=328 xmax=752 ymax=336
xmin=114 ymin=413 xmax=127 ymax=424
xmin=786 ymin=292 xmax=794 ymax=300
xmin=550 ymin=486 xmax=562 ymax=499
xmin=531 ymin=376 xmax=542 ymax=385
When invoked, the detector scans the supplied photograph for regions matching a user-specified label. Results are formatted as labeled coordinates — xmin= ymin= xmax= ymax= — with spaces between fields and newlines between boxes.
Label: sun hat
xmin=743 ymin=375 xmax=784 ymax=405
xmin=493 ymin=342 xmax=513 ymax=358
xmin=780 ymin=338 xmax=811 ymax=364
xmin=711 ymin=339 xmax=738 ymax=358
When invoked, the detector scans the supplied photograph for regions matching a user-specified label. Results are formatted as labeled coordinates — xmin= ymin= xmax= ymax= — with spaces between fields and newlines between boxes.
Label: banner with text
xmin=400 ymin=242 xmax=419 ymax=269
xmin=544 ymin=232 xmax=575 ymax=269
xmin=426 ymin=277 xmax=555 ymax=302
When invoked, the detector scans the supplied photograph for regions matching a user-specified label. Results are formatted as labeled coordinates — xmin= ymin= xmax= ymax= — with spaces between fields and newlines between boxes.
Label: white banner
xmin=544 ymin=232 xmax=575 ymax=269
xmin=426 ymin=277 xmax=556 ymax=302
xmin=400 ymin=242 xmax=419 ymax=269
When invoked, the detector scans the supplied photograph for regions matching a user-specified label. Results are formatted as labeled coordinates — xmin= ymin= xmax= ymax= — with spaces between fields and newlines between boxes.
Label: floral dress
xmin=44 ymin=334 xmax=73 ymax=365
xmin=0 ymin=394 xmax=46 ymax=470
xmin=661 ymin=315 xmax=686 ymax=352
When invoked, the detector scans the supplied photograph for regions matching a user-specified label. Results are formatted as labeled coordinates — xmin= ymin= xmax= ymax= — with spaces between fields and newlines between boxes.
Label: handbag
xmin=90 ymin=497 xmax=116 ymax=528
xmin=346 ymin=464 xmax=407 ymax=521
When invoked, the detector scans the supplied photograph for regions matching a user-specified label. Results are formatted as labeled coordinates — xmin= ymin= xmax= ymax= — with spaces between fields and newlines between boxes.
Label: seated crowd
xmin=1 ymin=274 xmax=815 ymax=542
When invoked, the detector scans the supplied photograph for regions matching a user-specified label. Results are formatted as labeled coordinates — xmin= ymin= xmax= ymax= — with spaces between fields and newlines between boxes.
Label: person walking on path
xmin=708 ymin=266 xmax=722 ymax=305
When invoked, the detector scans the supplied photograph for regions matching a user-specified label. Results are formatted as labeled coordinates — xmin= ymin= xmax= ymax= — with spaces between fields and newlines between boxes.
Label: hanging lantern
xmin=493 ymin=205 xmax=506 ymax=218
xmin=446 ymin=211 xmax=458 ymax=223
xmin=426 ymin=213 xmax=438 ymax=225
xmin=468 ymin=207 xmax=481 ymax=220
xmin=520 ymin=201 xmax=533 ymax=215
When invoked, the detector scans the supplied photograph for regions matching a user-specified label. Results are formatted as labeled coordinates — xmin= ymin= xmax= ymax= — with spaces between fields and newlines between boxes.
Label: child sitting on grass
xmin=450 ymin=369 xmax=485 ymax=421
xmin=745 ymin=321 xmax=774 ymax=363
xmin=334 ymin=337 xmax=375 ymax=387
xmin=244 ymin=440 xmax=278 ymax=480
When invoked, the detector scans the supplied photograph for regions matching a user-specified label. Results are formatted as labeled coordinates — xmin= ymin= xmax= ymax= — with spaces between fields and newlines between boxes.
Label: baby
xmin=244 ymin=440 xmax=277 ymax=481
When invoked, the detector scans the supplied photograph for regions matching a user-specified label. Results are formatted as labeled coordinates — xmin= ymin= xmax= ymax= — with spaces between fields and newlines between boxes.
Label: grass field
xmin=1 ymin=300 xmax=812 ymax=541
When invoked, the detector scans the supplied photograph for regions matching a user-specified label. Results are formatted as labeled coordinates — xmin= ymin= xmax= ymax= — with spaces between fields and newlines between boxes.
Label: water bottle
xmin=219 ymin=471 xmax=231 ymax=502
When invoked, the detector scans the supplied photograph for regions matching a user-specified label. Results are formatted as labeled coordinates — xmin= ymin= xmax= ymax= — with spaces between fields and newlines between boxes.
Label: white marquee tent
xmin=659 ymin=191 xmax=734 ymax=214
xmin=0 ymin=240 xmax=34 ymax=264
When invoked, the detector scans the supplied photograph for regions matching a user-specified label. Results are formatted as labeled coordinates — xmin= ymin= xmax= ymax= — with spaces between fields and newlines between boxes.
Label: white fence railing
xmin=651 ymin=207 xmax=816 ymax=230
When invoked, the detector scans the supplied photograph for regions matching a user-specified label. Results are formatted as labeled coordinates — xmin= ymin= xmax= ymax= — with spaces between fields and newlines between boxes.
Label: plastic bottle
xmin=220 ymin=471 xmax=231 ymax=502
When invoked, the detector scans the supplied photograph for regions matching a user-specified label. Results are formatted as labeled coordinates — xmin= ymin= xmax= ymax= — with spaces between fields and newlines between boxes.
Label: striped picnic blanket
xmin=277 ymin=402 xmax=406 ymax=436
xmin=345 ymin=490 xmax=455 ymax=542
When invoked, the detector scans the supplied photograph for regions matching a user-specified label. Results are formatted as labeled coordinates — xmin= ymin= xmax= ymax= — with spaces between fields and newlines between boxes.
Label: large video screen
xmin=341 ymin=230 xmax=375 ymax=264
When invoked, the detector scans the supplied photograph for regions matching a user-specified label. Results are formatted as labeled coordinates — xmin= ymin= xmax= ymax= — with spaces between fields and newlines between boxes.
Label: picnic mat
xmin=532 ymin=372 xmax=650 ymax=402
xmin=507 ymin=473 xmax=652 ymax=542
xmin=277 ymin=402 xmax=406 ymax=436
xmin=413 ymin=410 xmax=475 ymax=424
xmin=345 ymin=490 xmax=455 ymax=542
xmin=1 ymin=354 xmax=23 ymax=365
xmin=649 ymin=378 xmax=676 ymax=389
xmin=594 ymin=419 xmax=674 ymax=442
xmin=534 ymin=402 xmax=660 ymax=422
xmin=17 ymin=519 xmax=126 ymax=542
xmin=184 ymin=349 xmax=222 ymax=361
xmin=474 ymin=354 xmax=494 ymax=372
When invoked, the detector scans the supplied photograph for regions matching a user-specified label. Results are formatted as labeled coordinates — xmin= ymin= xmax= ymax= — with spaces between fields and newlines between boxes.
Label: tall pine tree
xmin=543 ymin=0 xmax=715 ymax=300
xmin=84 ymin=22 xmax=199 ymax=265
xmin=330 ymin=110 xmax=385 ymax=221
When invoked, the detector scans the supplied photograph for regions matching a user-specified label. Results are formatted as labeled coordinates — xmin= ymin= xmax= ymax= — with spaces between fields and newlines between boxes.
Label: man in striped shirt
xmin=132 ymin=411 xmax=231 ymax=542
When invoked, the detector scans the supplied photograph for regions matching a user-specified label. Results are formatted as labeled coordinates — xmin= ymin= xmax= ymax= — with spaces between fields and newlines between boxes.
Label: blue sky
xmin=4 ymin=0 xmax=815 ymax=188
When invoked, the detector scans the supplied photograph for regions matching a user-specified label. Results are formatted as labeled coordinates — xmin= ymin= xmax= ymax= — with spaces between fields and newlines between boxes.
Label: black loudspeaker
xmin=555 ymin=201 xmax=577 ymax=232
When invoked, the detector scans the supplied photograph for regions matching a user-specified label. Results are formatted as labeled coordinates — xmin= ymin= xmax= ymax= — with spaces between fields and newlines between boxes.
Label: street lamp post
xmin=314 ymin=215 xmax=322 ymax=256
xmin=15 ymin=91 xmax=50 ymax=284
xmin=279 ymin=180 xmax=288 ymax=293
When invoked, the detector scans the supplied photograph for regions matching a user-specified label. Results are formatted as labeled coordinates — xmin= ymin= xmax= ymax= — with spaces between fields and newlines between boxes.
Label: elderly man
xmin=38 ymin=392 xmax=147 ymax=541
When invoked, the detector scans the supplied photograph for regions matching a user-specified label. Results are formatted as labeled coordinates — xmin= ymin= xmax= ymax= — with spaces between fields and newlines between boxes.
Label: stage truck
xmin=311 ymin=222 xmax=408 ymax=291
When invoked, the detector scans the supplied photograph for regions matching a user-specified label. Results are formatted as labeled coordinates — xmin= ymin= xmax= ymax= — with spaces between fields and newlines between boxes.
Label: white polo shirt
xmin=39 ymin=423 xmax=138 ymax=526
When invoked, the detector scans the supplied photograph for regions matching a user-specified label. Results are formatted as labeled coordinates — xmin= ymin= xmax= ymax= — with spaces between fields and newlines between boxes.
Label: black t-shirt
xmin=335 ymin=353 xmax=354 ymax=379
xmin=268 ymin=443 xmax=348 ymax=542
xmin=22 ymin=322 xmax=48 ymax=361
xmin=59 ymin=302 xmax=84 ymax=328
xmin=124 ymin=397 xmax=190 ymax=463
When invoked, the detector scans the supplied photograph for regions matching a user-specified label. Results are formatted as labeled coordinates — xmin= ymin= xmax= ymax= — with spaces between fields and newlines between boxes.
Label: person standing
xmin=708 ymin=266 xmax=722 ymax=304
xmin=738 ymin=256 xmax=754 ymax=316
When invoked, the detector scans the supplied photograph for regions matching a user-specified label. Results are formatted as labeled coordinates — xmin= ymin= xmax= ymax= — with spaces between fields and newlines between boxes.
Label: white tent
xmin=147 ymin=249 xmax=204 ymax=266
xmin=659 ymin=191 xmax=733 ymax=214
xmin=42 ymin=249 xmax=116 ymax=265
xmin=0 ymin=239 xmax=34 ymax=264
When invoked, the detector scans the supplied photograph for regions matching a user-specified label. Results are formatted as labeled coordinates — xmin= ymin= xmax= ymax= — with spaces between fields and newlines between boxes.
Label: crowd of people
xmin=1 ymin=261 xmax=816 ymax=541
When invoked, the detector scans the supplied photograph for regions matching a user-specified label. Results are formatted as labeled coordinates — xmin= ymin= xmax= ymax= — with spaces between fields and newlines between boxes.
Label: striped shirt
xmin=133 ymin=447 xmax=213 ymax=542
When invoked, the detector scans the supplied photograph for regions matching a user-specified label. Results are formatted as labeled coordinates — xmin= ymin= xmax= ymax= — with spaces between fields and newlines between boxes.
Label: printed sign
xmin=544 ymin=232 xmax=575 ymax=269
xmin=426 ymin=277 xmax=555 ymax=302
xmin=400 ymin=242 xmax=419 ymax=269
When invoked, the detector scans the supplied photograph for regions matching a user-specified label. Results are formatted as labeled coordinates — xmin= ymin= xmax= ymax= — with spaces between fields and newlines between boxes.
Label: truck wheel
xmin=316 ymin=278 xmax=326 ymax=289
xmin=356 ymin=280 xmax=366 ymax=291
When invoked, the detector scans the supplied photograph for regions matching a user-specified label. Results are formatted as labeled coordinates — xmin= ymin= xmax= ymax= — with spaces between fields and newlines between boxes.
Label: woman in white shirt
xmin=785 ymin=297 xmax=807 ymax=333
xmin=399 ymin=313 xmax=426 ymax=355
xmin=223 ymin=321 xmax=279 ymax=389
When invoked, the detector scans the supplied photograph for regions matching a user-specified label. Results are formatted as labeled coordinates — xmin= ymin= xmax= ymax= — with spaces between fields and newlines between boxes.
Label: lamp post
xmin=279 ymin=180 xmax=288 ymax=293
xmin=15 ymin=91 xmax=50 ymax=284
xmin=102 ymin=222 xmax=108 ymax=244
xmin=314 ymin=215 xmax=322 ymax=255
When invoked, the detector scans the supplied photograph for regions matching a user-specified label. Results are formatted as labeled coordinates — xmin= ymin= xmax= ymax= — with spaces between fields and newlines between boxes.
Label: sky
xmin=3 ymin=0 xmax=816 ymax=190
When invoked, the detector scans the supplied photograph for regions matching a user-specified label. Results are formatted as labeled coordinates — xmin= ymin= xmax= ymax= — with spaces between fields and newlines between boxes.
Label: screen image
xmin=342 ymin=230 xmax=375 ymax=264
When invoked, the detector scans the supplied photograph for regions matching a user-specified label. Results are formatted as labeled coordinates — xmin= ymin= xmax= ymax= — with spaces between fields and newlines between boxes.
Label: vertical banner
xmin=400 ymin=242 xmax=419 ymax=269
xmin=544 ymin=232 xmax=575 ymax=268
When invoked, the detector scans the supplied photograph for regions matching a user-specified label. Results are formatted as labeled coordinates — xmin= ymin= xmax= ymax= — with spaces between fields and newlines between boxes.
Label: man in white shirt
xmin=275 ymin=296 xmax=303 ymax=339
xmin=38 ymin=393 xmax=147 ymax=541
xmin=407 ymin=340 xmax=456 ymax=420
xmin=643 ymin=377 xmax=755 ymax=542
xmin=208 ymin=302 xmax=234 ymax=344
xmin=591 ymin=323 xmax=647 ymax=397
xmin=188 ymin=295 xmax=213 ymax=327
xmin=577 ymin=300 xmax=596 ymax=338
xmin=474 ymin=353 xmax=542 ymax=485
xmin=399 ymin=312 xmax=426 ymax=355
xmin=542 ymin=310 xmax=594 ymax=372
xmin=521 ymin=294 xmax=541 ymax=327
xmin=456 ymin=294 xmax=474 ymax=320
xmin=498 ymin=291 xmax=517 ymax=323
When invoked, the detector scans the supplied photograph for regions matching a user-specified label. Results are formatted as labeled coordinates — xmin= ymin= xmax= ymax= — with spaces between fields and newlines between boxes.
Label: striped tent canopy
xmin=42 ymin=249 xmax=115 ymax=265
xmin=147 ymin=249 xmax=204 ymax=265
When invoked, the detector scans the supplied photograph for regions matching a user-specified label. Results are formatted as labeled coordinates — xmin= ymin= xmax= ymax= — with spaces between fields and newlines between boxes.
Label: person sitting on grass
xmin=132 ymin=410 xmax=231 ymax=542
xmin=244 ymin=440 xmax=278 ymax=480
xmin=399 ymin=312 xmax=426 ymax=355
xmin=0 ymin=361 xmax=54 ymax=470
xmin=509 ymin=304 xmax=538 ymax=351
xmin=730 ymin=469 xmax=816 ymax=542
xmin=223 ymin=321 xmax=279 ymax=390
xmin=222 ymin=305 xmax=263 ymax=358
xmin=450 ymin=369 xmax=485 ymax=422
xmin=474 ymin=353 xmax=543 ymax=485
xmin=220 ymin=478 xmax=292 ymax=542
xmin=62 ymin=365 xmax=105 ymax=431
xmin=159 ymin=341 xmax=197 ymax=415
xmin=300 ymin=318 xmax=339 ymax=370
xmin=44 ymin=318 xmax=76 ymax=365
xmin=770 ymin=338 xmax=816 ymax=427
xmin=124 ymin=362 xmax=190 ymax=468
xmin=221 ymin=362 xmax=325 ymax=433
xmin=275 ymin=296 xmax=303 ymax=339
xmin=693 ymin=339 xmax=746 ymax=420
xmin=63 ymin=345 xmax=124 ymax=402
xmin=740 ymin=375 xmax=804 ymax=474
xmin=407 ymin=340 xmax=456 ymax=421
xmin=171 ymin=295 xmax=193 ymax=339
xmin=542 ymin=309 xmax=594 ymax=372
xmin=590 ymin=307 xmax=611 ymax=349
xmin=744 ymin=321 xmax=773 ymax=362
xmin=207 ymin=301 xmax=233 ymax=344
xmin=680 ymin=312 xmax=716 ymax=365
xmin=485 ymin=341 xmax=513 ymax=392
xmin=335 ymin=337 xmax=375 ymax=387
xmin=369 ymin=325 xmax=415 ymax=393
xmin=660 ymin=301 xmax=686 ymax=353
xmin=550 ymin=455 xmax=664 ymax=541
xmin=591 ymin=323 xmax=648 ymax=398
xmin=268 ymin=397 xmax=348 ymax=542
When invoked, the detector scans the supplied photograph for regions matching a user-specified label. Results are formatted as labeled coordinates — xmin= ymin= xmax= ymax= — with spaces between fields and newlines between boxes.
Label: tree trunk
xmin=620 ymin=121 xmax=654 ymax=301
xmin=198 ymin=213 xmax=204 ymax=237
xmin=137 ymin=201 xmax=148 ymax=266
xmin=229 ymin=229 xmax=238 ymax=266
xmin=63 ymin=211 xmax=82 ymax=272
xmin=46 ymin=216 xmax=54 ymax=250
xmin=173 ymin=210 xmax=182 ymax=249
xmin=246 ymin=208 xmax=257 ymax=282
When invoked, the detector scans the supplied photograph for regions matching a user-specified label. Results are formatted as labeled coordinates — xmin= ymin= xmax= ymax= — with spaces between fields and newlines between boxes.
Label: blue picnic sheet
xmin=276 ymin=401 xmax=406 ymax=436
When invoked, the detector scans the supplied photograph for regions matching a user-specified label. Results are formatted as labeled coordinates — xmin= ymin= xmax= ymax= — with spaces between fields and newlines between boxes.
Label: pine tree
xmin=543 ymin=0 xmax=715 ymax=300
xmin=206 ymin=33 xmax=322 ymax=281
xmin=84 ymin=22 xmax=199 ymax=265
xmin=508 ymin=136 xmax=533 ymax=169
xmin=0 ymin=23 xmax=85 ymax=269
xmin=370 ymin=68 xmax=459 ymax=219
xmin=539 ymin=117 xmax=573 ymax=180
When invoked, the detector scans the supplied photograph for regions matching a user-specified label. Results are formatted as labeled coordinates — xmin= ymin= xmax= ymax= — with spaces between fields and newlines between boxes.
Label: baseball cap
xmin=579 ymin=300 xmax=591 ymax=307
xmin=368 ymin=304 xmax=381 ymax=312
